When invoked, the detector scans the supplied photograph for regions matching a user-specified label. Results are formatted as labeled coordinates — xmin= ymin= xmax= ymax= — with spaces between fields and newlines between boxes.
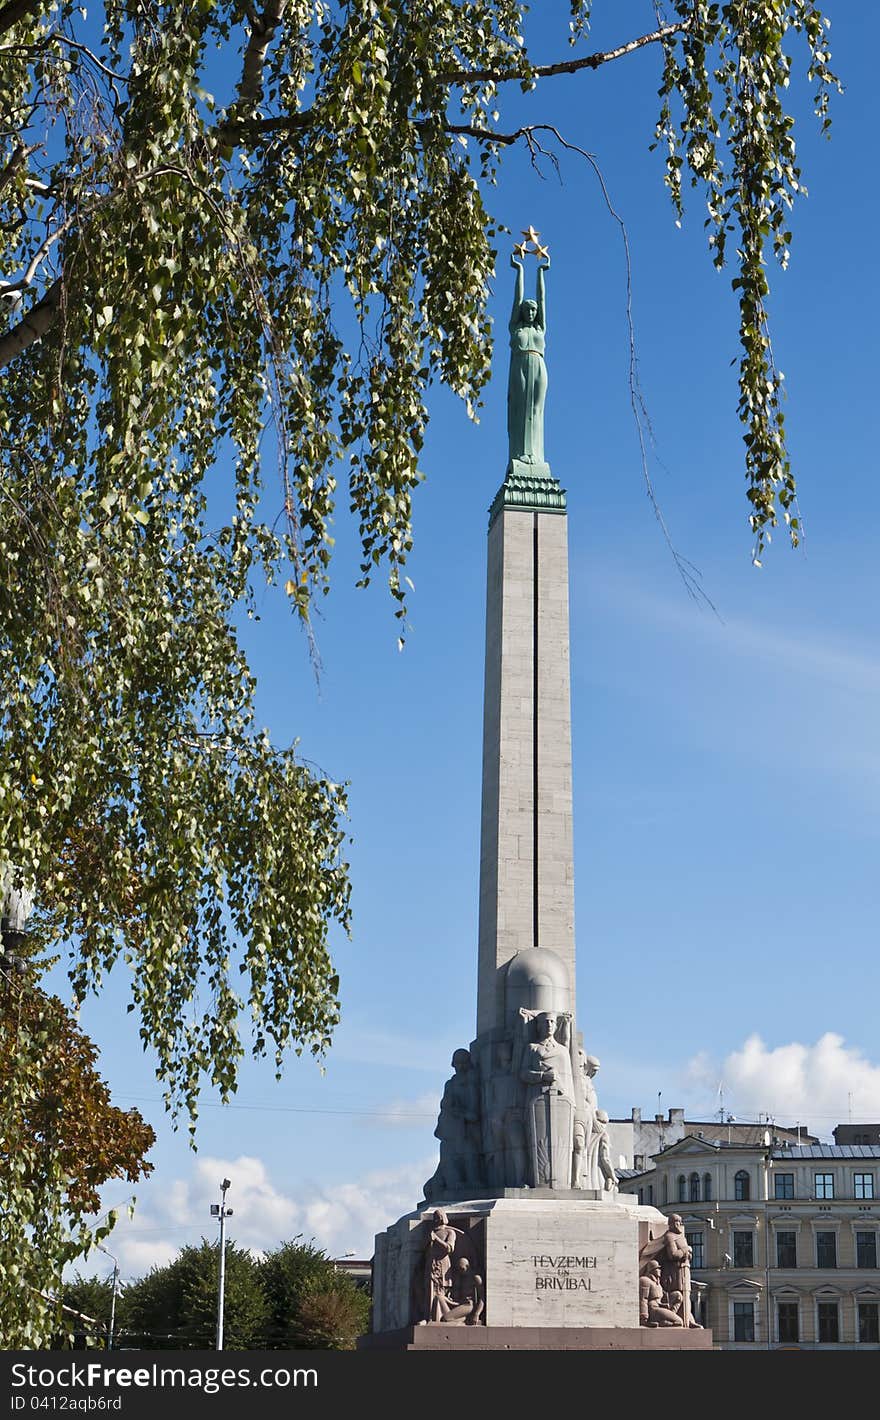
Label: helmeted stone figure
xmin=639 ymin=1214 xmax=703 ymax=1329
xmin=518 ymin=1008 xmax=576 ymax=1188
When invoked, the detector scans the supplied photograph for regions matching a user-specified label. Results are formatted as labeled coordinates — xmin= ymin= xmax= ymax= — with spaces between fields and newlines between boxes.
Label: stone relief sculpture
xmin=484 ymin=1037 xmax=528 ymax=1187
xmin=573 ymin=1051 xmax=617 ymax=1191
xmin=434 ymin=1256 xmax=485 ymax=1326
xmin=573 ymin=1050 xmax=599 ymax=1188
xmin=507 ymin=240 xmax=550 ymax=468
xmin=518 ymin=1009 xmax=576 ymax=1188
xmin=424 ymin=1027 xmax=619 ymax=1198
xmin=638 ymin=1260 xmax=684 ymax=1328
xmin=415 ymin=1209 xmax=485 ymax=1326
xmin=638 ymin=1214 xmax=703 ymax=1329
xmin=424 ymin=1047 xmax=482 ymax=1201
xmin=421 ymin=951 xmax=621 ymax=1199
xmin=594 ymin=1110 xmax=618 ymax=1192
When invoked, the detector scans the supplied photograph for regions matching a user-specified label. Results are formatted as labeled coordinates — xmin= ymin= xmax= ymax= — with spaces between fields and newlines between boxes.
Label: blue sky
xmin=60 ymin=3 xmax=880 ymax=1274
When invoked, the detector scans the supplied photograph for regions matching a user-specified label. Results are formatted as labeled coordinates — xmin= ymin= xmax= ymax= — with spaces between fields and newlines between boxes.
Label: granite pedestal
xmin=367 ymin=1193 xmax=711 ymax=1347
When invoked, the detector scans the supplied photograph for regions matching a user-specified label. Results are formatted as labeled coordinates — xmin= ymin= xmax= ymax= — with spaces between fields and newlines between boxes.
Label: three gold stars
xmin=514 ymin=226 xmax=550 ymax=260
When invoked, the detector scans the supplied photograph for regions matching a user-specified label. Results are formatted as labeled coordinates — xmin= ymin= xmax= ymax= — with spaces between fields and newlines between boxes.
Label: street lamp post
xmin=96 ymin=1244 xmax=120 ymax=1352
xmin=210 ymin=1179 xmax=233 ymax=1350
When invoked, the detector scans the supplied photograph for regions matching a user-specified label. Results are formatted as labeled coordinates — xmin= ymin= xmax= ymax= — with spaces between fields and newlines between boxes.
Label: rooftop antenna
xmin=848 ymin=1092 xmax=853 ymax=1124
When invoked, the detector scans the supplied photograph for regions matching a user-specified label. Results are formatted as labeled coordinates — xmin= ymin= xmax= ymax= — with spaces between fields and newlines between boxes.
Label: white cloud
xmin=687 ymin=1032 xmax=880 ymax=1133
xmin=99 ymin=1153 xmax=435 ymax=1281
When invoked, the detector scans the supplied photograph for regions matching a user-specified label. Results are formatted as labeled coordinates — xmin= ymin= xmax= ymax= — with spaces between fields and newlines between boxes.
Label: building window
xmin=858 ymin=1303 xmax=879 ymax=1344
xmin=816 ymin=1231 xmax=837 ymax=1269
xmin=856 ymin=1231 xmax=878 ymax=1269
xmin=854 ymin=1173 xmax=875 ymax=1200
xmin=647 ymin=1184 xmax=654 ymax=1205
xmin=703 ymin=1173 xmax=712 ymax=1201
xmin=689 ymin=1172 xmax=700 ymax=1203
xmin=774 ymin=1172 xmax=795 ymax=1200
xmin=686 ymin=1230 xmax=704 ymax=1270
xmin=733 ymin=1302 xmax=755 ymax=1342
xmin=777 ymin=1301 xmax=799 ymax=1344
xmin=815 ymin=1173 xmax=834 ymax=1200
xmin=817 ymin=1301 xmax=839 ymax=1343
xmin=678 ymin=1174 xmax=687 ymax=1203
xmin=734 ymin=1170 xmax=750 ymax=1201
xmin=776 ymin=1231 xmax=797 ymax=1269
xmin=733 ymin=1231 xmax=754 ymax=1268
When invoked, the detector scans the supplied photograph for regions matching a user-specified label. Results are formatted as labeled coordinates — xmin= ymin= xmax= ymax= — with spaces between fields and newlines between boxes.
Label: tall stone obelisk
xmin=363 ymin=234 xmax=712 ymax=1349
xmin=477 ymin=245 xmax=574 ymax=1035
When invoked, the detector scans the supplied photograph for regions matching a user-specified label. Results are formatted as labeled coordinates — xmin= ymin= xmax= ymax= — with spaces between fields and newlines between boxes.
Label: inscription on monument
xmin=532 ymin=1253 xmax=598 ymax=1291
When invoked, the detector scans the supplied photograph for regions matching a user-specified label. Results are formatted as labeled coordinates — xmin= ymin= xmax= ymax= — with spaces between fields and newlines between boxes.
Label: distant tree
xmin=258 ymin=1238 xmax=369 ymax=1349
xmin=123 ymin=1239 xmax=268 ymax=1349
xmin=119 ymin=1236 xmax=368 ymax=1350
xmin=56 ymin=1273 xmax=129 ymax=1349
xmin=291 ymin=1277 xmax=370 ymax=1351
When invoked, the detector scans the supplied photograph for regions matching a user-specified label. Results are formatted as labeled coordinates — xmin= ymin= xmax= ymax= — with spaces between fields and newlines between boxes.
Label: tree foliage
xmin=0 ymin=961 xmax=154 ymax=1348
xmin=258 ymin=1237 xmax=369 ymax=1348
xmin=120 ymin=1236 xmax=368 ymax=1349
xmin=0 ymin=0 xmax=837 ymax=1106
xmin=57 ymin=1273 xmax=125 ymax=1348
xmin=124 ymin=1239 xmax=269 ymax=1349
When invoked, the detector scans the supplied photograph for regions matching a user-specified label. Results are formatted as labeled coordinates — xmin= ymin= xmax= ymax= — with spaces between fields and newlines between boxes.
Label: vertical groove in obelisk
xmin=476 ymin=501 xmax=575 ymax=1036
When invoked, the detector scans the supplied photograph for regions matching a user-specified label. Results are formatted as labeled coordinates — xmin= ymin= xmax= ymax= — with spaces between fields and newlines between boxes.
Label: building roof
xmin=770 ymin=1144 xmax=880 ymax=1160
xmin=646 ymin=1135 xmax=880 ymax=1165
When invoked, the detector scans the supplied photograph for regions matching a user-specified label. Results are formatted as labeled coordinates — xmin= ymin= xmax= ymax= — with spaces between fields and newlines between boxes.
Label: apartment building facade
xmin=619 ymin=1135 xmax=880 ymax=1349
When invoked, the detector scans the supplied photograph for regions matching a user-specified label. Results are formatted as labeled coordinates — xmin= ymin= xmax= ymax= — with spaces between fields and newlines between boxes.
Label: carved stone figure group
xmin=416 ymin=1209 xmax=485 ymax=1327
xmin=638 ymin=1214 xmax=703 ymax=1329
xmin=424 ymin=1012 xmax=618 ymax=1199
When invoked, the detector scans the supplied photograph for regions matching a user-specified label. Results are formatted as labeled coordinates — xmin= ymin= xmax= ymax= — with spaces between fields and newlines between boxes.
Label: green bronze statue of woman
xmin=507 ymin=249 xmax=550 ymax=466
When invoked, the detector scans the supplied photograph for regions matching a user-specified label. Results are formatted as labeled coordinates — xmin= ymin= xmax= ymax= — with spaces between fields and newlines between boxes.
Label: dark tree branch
xmin=0 ymin=0 xmax=47 ymax=39
xmin=0 ymin=274 xmax=61 ymax=369
xmin=439 ymin=21 xmax=689 ymax=87
xmin=214 ymin=107 xmax=311 ymax=143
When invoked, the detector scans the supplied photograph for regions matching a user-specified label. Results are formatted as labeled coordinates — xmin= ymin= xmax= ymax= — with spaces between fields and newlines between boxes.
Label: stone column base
xmin=359 ymin=1325 xmax=713 ymax=1351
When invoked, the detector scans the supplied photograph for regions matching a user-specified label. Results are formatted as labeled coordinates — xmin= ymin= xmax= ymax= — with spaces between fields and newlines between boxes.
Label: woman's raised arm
xmin=535 ymin=258 xmax=549 ymax=332
xmin=509 ymin=253 xmax=524 ymax=332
